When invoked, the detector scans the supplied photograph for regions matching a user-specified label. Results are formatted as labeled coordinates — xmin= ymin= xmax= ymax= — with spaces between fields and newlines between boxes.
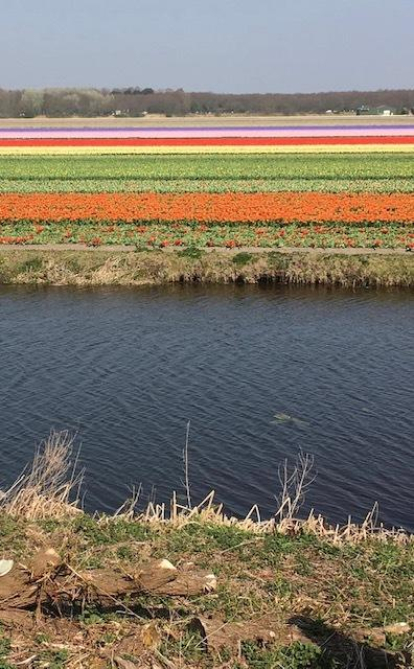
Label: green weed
xmin=232 ymin=251 xmax=253 ymax=266
xmin=17 ymin=256 xmax=43 ymax=273
xmin=178 ymin=246 xmax=205 ymax=259
xmin=35 ymin=649 xmax=68 ymax=668
xmin=0 ymin=634 xmax=12 ymax=669
xmin=241 ymin=640 xmax=325 ymax=669
xmin=160 ymin=630 xmax=206 ymax=665
xmin=73 ymin=515 xmax=153 ymax=545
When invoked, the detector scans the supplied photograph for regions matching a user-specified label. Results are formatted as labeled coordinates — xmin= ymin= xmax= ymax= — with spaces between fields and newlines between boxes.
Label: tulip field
xmin=0 ymin=120 xmax=413 ymax=249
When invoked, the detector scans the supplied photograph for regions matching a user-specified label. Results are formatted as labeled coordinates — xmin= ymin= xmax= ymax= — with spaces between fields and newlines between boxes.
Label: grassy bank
xmin=0 ymin=248 xmax=413 ymax=287
xmin=0 ymin=435 xmax=412 ymax=668
xmin=1 ymin=513 xmax=413 ymax=668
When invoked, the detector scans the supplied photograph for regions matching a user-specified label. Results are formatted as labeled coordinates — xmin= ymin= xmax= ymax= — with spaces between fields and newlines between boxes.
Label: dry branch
xmin=0 ymin=551 xmax=217 ymax=617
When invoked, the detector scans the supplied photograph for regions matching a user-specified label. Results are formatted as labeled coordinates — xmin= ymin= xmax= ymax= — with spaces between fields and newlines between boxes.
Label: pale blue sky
xmin=1 ymin=0 xmax=413 ymax=93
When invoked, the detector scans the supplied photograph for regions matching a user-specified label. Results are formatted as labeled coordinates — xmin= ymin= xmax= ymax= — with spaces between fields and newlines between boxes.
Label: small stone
xmin=0 ymin=560 xmax=14 ymax=577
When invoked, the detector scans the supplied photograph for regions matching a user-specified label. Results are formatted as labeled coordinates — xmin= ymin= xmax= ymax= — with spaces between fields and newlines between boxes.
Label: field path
xmin=0 ymin=244 xmax=410 ymax=255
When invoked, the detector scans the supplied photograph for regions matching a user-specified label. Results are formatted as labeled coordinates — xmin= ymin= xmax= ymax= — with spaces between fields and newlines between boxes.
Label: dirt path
xmin=2 ymin=113 xmax=414 ymax=127
xmin=0 ymin=244 xmax=410 ymax=255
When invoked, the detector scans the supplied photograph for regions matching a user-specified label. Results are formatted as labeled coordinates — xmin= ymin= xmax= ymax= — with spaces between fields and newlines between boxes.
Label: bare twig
xmin=182 ymin=420 xmax=192 ymax=510
xmin=275 ymin=451 xmax=316 ymax=522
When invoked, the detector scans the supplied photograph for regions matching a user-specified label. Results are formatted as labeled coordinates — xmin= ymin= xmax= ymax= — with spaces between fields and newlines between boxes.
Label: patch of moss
xmin=232 ymin=252 xmax=254 ymax=267
xmin=178 ymin=246 xmax=205 ymax=260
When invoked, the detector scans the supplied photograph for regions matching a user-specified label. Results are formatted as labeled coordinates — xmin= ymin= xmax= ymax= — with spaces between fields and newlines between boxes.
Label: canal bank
xmin=0 ymin=247 xmax=413 ymax=287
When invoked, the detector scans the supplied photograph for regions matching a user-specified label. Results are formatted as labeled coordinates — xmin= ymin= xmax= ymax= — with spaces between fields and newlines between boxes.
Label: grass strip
xmin=2 ymin=178 xmax=414 ymax=193
xmin=1 ymin=153 xmax=414 ymax=180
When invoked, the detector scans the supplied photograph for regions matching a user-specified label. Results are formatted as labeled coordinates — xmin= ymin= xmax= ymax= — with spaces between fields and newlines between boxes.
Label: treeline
xmin=1 ymin=87 xmax=414 ymax=117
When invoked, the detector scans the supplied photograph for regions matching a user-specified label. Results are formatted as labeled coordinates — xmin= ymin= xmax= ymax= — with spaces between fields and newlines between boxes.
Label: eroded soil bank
xmin=0 ymin=247 xmax=413 ymax=287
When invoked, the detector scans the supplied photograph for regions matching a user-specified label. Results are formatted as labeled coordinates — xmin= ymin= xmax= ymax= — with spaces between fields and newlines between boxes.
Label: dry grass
xmin=114 ymin=449 xmax=412 ymax=546
xmin=0 ymin=431 xmax=411 ymax=545
xmin=134 ymin=489 xmax=412 ymax=546
xmin=0 ymin=248 xmax=413 ymax=287
xmin=0 ymin=430 xmax=83 ymax=520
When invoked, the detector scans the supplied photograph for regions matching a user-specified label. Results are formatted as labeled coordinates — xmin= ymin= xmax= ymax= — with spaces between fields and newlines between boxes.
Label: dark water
xmin=0 ymin=284 xmax=413 ymax=530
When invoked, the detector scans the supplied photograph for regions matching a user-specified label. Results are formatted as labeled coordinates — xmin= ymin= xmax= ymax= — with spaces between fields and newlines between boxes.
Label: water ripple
xmin=0 ymin=284 xmax=413 ymax=530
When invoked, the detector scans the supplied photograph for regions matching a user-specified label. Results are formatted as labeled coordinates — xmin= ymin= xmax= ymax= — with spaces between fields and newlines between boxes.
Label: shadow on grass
xmin=288 ymin=616 xmax=411 ymax=668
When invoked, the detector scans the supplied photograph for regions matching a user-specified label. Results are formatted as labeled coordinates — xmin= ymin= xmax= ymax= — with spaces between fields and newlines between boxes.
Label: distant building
xmin=356 ymin=105 xmax=395 ymax=116
xmin=376 ymin=105 xmax=394 ymax=116
xmin=356 ymin=106 xmax=371 ymax=115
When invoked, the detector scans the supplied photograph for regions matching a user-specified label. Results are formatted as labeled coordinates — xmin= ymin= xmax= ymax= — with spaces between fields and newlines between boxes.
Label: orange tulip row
xmin=0 ymin=192 xmax=413 ymax=224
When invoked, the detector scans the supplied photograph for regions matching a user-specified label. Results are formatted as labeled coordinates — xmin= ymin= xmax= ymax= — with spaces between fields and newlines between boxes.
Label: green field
xmin=0 ymin=152 xmax=413 ymax=255
xmin=2 ymin=177 xmax=414 ymax=193
xmin=1 ymin=153 xmax=414 ymax=183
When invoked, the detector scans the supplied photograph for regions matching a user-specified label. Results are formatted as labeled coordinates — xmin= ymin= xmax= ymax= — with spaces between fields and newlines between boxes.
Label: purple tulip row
xmin=1 ymin=124 xmax=414 ymax=140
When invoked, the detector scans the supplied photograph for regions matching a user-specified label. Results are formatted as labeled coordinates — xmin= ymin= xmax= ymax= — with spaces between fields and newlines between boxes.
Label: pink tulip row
xmin=1 ymin=125 xmax=414 ymax=139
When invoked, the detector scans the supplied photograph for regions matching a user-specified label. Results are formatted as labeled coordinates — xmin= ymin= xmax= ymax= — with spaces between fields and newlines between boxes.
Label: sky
xmin=0 ymin=0 xmax=413 ymax=94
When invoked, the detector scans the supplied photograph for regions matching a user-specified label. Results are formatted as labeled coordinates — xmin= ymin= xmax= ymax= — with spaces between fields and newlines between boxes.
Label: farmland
xmin=2 ymin=153 xmax=414 ymax=180
xmin=0 ymin=120 xmax=413 ymax=278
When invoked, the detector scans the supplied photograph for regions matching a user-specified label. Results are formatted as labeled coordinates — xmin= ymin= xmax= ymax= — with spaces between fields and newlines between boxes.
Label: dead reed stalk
xmin=0 ymin=431 xmax=411 ymax=545
xmin=275 ymin=451 xmax=316 ymax=523
xmin=183 ymin=419 xmax=192 ymax=510
xmin=0 ymin=430 xmax=83 ymax=520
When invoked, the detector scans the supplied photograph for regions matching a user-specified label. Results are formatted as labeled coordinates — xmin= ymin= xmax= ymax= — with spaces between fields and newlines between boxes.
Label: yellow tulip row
xmin=1 ymin=145 xmax=414 ymax=155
